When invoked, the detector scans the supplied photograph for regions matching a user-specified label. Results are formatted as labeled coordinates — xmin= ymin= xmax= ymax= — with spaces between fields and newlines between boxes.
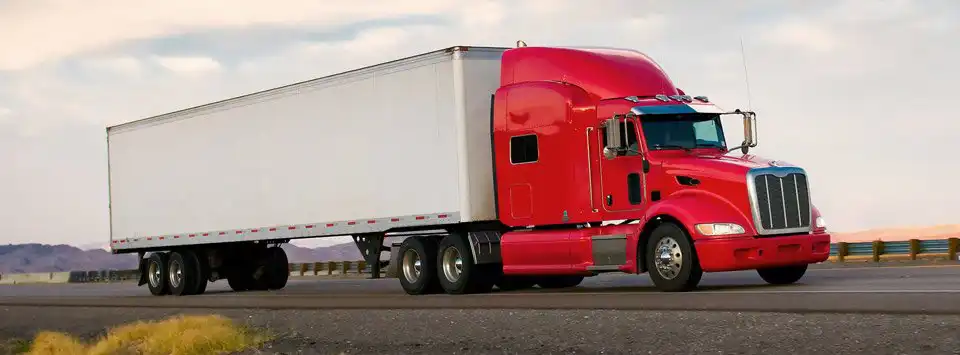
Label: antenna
xmin=739 ymin=36 xmax=753 ymax=111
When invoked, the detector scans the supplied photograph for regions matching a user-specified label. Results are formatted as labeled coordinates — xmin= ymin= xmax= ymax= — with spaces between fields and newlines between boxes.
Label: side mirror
xmin=726 ymin=110 xmax=758 ymax=155
xmin=603 ymin=117 xmax=623 ymax=159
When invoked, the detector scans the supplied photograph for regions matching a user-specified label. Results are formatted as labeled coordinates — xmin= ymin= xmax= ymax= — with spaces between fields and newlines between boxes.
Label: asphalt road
xmin=1 ymin=264 xmax=959 ymax=314
xmin=1 ymin=265 xmax=959 ymax=354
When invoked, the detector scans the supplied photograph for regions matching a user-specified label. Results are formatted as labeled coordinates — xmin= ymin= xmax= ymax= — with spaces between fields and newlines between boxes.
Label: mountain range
xmin=2 ymin=224 xmax=958 ymax=274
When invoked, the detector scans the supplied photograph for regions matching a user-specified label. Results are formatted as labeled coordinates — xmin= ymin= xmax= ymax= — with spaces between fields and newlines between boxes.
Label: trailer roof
xmin=107 ymin=45 xmax=511 ymax=133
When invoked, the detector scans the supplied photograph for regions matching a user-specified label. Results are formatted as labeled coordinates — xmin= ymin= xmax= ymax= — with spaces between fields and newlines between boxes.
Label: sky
xmin=0 ymin=0 xmax=958 ymax=249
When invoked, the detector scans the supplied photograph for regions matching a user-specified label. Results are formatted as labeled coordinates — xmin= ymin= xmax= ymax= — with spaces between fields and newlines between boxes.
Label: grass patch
xmin=2 ymin=338 xmax=31 ymax=354
xmin=23 ymin=314 xmax=271 ymax=355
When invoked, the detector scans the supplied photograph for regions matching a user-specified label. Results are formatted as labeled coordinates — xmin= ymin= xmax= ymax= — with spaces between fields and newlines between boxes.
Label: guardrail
xmin=1 ymin=238 xmax=958 ymax=285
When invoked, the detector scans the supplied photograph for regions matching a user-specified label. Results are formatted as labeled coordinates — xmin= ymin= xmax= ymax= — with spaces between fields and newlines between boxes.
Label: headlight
xmin=695 ymin=223 xmax=745 ymax=236
xmin=815 ymin=216 xmax=826 ymax=229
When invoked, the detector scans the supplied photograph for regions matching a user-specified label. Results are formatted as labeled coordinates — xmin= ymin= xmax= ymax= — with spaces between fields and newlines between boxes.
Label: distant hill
xmin=0 ymin=241 xmax=373 ymax=274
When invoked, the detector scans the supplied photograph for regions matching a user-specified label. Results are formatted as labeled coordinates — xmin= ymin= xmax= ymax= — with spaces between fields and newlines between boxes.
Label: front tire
xmin=645 ymin=222 xmax=703 ymax=292
xmin=757 ymin=264 xmax=808 ymax=285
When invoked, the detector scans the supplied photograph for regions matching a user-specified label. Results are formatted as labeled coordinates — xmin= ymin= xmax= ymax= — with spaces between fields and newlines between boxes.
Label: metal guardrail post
xmin=949 ymin=238 xmax=959 ymax=261
xmin=837 ymin=242 xmax=848 ymax=262
xmin=872 ymin=240 xmax=883 ymax=262
xmin=909 ymin=239 xmax=920 ymax=260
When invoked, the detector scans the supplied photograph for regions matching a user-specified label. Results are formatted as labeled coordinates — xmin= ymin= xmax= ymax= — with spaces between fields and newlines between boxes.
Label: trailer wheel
xmin=397 ymin=237 xmax=442 ymax=295
xmin=536 ymin=275 xmax=584 ymax=289
xmin=262 ymin=246 xmax=289 ymax=290
xmin=436 ymin=233 xmax=495 ymax=294
xmin=228 ymin=271 xmax=254 ymax=292
xmin=645 ymin=222 xmax=703 ymax=292
xmin=757 ymin=264 xmax=807 ymax=285
xmin=167 ymin=251 xmax=201 ymax=296
xmin=182 ymin=250 xmax=208 ymax=295
xmin=146 ymin=253 xmax=170 ymax=296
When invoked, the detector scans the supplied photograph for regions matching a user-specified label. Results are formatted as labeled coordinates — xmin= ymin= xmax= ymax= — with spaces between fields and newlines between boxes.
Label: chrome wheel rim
xmin=441 ymin=246 xmax=463 ymax=283
xmin=654 ymin=236 xmax=683 ymax=280
xmin=168 ymin=259 xmax=183 ymax=288
xmin=148 ymin=259 xmax=162 ymax=288
xmin=401 ymin=248 xmax=422 ymax=284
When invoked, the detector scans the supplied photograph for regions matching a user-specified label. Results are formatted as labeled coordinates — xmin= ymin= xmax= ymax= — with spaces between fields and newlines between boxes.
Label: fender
xmin=642 ymin=188 xmax=756 ymax=241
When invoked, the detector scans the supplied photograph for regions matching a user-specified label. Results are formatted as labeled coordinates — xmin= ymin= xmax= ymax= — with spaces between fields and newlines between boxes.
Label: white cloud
xmin=153 ymin=56 xmax=222 ymax=75
xmin=0 ymin=0 xmax=958 ymax=247
xmin=0 ymin=0 xmax=454 ymax=71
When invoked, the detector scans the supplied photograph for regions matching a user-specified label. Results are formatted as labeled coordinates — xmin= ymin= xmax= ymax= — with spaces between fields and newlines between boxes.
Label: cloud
xmin=0 ymin=0 xmax=958 ymax=247
xmin=0 ymin=0 xmax=454 ymax=71
xmin=153 ymin=56 xmax=222 ymax=75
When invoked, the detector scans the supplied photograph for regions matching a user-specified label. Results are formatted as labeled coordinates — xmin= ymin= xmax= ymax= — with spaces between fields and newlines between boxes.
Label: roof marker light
xmin=655 ymin=94 xmax=670 ymax=102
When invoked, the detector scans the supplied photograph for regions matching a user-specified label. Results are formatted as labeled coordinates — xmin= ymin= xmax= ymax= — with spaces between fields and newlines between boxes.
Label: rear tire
xmin=757 ymin=264 xmax=807 ymax=285
xmin=645 ymin=222 xmax=703 ymax=292
xmin=167 ymin=251 xmax=200 ymax=296
xmin=436 ymin=233 xmax=495 ymax=294
xmin=262 ymin=246 xmax=290 ymax=290
xmin=397 ymin=237 xmax=442 ymax=295
xmin=145 ymin=253 xmax=169 ymax=296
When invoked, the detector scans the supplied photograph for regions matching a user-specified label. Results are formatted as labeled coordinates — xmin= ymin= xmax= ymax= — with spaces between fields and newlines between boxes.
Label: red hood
xmin=653 ymin=150 xmax=796 ymax=182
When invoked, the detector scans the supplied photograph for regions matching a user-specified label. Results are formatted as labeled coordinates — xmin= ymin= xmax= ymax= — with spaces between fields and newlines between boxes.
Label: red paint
xmin=288 ymin=226 xmax=296 ymax=230
xmin=492 ymin=45 xmax=830 ymax=277
xmin=696 ymin=233 xmax=832 ymax=272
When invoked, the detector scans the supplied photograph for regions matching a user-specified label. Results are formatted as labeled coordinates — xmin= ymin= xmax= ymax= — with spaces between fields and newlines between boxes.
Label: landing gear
xmin=757 ymin=264 xmax=808 ymax=285
xmin=645 ymin=222 xmax=703 ymax=292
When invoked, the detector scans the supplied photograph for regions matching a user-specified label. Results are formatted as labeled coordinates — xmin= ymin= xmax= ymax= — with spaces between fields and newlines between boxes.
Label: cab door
xmin=597 ymin=117 xmax=647 ymax=214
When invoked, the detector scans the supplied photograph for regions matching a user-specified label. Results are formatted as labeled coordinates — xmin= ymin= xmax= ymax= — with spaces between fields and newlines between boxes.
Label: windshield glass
xmin=639 ymin=114 xmax=725 ymax=150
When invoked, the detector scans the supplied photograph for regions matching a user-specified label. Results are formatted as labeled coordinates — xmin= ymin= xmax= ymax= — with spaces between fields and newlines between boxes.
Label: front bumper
xmin=695 ymin=233 xmax=831 ymax=272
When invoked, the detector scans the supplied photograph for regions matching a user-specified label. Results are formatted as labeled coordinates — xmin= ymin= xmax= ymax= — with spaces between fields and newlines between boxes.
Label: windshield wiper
xmin=650 ymin=144 xmax=692 ymax=152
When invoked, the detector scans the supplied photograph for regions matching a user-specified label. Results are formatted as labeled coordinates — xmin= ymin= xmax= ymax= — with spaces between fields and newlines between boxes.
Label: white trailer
xmin=107 ymin=46 xmax=509 ymax=296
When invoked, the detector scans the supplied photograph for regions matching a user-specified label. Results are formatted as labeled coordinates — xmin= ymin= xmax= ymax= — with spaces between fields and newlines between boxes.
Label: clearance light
xmin=815 ymin=216 xmax=826 ymax=229
xmin=695 ymin=223 xmax=745 ymax=236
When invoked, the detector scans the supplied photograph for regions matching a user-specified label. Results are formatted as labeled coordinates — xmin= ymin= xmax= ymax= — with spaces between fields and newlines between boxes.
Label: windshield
xmin=639 ymin=114 xmax=725 ymax=150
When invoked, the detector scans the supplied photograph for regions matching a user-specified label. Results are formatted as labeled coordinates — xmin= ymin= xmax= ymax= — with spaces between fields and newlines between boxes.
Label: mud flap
xmin=137 ymin=252 xmax=148 ymax=286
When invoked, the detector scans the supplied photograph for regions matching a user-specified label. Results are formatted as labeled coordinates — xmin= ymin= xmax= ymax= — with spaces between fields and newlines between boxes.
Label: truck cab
xmin=483 ymin=45 xmax=831 ymax=292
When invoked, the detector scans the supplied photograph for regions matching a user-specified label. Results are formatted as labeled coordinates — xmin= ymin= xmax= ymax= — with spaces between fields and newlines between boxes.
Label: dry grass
xmin=23 ymin=314 xmax=270 ymax=355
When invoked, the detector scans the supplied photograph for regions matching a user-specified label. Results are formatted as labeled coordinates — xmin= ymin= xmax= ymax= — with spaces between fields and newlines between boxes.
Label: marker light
xmin=815 ymin=216 xmax=826 ymax=229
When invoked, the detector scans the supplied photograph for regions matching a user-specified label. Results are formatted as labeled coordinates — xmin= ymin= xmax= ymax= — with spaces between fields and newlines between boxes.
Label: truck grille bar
xmin=747 ymin=167 xmax=812 ymax=235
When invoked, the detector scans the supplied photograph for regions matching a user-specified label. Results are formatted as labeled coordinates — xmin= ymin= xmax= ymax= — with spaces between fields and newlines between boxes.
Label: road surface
xmin=1 ymin=265 xmax=958 ymax=354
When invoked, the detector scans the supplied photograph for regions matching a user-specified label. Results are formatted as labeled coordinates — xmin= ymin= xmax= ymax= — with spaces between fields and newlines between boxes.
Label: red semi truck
xmin=106 ymin=43 xmax=831 ymax=296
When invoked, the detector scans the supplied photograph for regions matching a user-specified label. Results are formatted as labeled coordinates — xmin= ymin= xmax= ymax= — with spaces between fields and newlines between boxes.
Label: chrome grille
xmin=748 ymin=167 xmax=812 ymax=235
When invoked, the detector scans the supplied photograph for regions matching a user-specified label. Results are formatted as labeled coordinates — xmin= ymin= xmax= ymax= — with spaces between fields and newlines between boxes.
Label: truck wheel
xmin=645 ymin=222 xmax=703 ymax=292
xmin=181 ymin=250 xmax=208 ymax=295
xmin=146 ymin=253 xmax=170 ymax=296
xmin=757 ymin=264 xmax=807 ymax=285
xmin=536 ymin=275 xmax=584 ymax=289
xmin=262 ymin=246 xmax=289 ymax=290
xmin=167 ymin=251 xmax=200 ymax=296
xmin=436 ymin=233 xmax=495 ymax=294
xmin=227 ymin=271 xmax=254 ymax=292
xmin=397 ymin=237 xmax=442 ymax=295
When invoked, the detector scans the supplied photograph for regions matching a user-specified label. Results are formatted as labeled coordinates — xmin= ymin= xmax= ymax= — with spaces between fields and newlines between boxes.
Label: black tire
xmin=167 ymin=251 xmax=200 ymax=296
xmin=193 ymin=249 xmax=210 ymax=295
xmin=145 ymin=253 xmax=170 ymax=296
xmin=262 ymin=246 xmax=289 ymax=290
xmin=645 ymin=222 xmax=703 ymax=292
xmin=227 ymin=271 xmax=254 ymax=292
xmin=536 ymin=275 xmax=585 ymax=289
xmin=181 ymin=250 xmax=207 ymax=295
xmin=397 ymin=237 xmax=442 ymax=295
xmin=757 ymin=264 xmax=808 ymax=285
xmin=436 ymin=233 xmax=495 ymax=294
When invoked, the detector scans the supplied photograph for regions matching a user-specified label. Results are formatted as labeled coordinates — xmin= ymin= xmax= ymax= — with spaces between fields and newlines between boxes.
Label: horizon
xmin=2 ymin=1 xmax=958 ymax=247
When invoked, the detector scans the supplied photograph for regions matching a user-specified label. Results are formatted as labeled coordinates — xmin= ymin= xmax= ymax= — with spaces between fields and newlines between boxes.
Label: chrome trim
xmin=746 ymin=166 xmax=813 ymax=236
